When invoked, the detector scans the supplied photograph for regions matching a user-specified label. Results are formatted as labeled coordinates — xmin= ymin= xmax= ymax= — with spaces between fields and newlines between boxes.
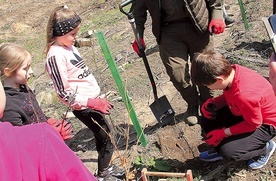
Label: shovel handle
xmin=129 ymin=21 xmax=159 ymax=100
xmin=119 ymin=0 xmax=158 ymax=101
xmin=119 ymin=0 xmax=135 ymax=19
xmin=130 ymin=20 xmax=158 ymax=100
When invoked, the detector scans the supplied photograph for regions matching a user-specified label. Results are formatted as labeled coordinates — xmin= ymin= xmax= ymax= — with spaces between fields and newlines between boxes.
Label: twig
xmin=62 ymin=87 xmax=78 ymax=122
xmin=201 ymin=162 xmax=233 ymax=181
xmin=90 ymin=117 xmax=126 ymax=167
xmin=234 ymin=172 xmax=246 ymax=178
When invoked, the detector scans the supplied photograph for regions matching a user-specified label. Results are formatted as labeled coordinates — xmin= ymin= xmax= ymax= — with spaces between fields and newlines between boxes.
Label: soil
xmin=0 ymin=0 xmax=275 ymax=180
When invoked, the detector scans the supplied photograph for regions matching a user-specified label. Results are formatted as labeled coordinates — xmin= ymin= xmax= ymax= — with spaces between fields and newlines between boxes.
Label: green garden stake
xmin=238 ymin=0 xmax=249 ymax=30
xmin=95 ymin=31 xmax=147 ymax=147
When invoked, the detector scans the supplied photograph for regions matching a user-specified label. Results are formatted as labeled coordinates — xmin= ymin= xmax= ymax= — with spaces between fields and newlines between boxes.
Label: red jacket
xmin=223 ymin=65 xmax=276 ymax=135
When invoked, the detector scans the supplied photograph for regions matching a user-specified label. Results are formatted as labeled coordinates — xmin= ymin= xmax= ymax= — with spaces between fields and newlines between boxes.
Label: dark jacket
xmin=133 ymin=0 xmax=223 ymax=43
xmin=0 ymin=85 xmax=47 ymax=126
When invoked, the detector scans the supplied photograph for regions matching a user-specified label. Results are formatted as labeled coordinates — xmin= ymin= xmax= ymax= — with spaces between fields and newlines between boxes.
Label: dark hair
xmin=191 ymin=49 xmax=232 ymax=86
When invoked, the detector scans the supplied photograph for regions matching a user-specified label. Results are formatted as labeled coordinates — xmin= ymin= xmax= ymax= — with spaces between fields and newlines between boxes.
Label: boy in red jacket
xmin=191 ymin=49 xmax=276 ymax=169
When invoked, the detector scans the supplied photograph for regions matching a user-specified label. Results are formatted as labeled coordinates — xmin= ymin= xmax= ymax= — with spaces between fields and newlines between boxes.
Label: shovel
xmin=119 ymin=0 xmax=175 ymax=126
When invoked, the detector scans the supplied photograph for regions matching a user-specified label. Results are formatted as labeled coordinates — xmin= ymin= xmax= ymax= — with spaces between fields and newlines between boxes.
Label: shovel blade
xmin=149 ymin=95 xmax=175 ymax=126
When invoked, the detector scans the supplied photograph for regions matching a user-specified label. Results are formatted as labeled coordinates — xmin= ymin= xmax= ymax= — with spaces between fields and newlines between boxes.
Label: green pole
xmin=95 ymin=31 xmax=147 ymax=147
xmin=238 ymin=0 xmax=249 ymax=30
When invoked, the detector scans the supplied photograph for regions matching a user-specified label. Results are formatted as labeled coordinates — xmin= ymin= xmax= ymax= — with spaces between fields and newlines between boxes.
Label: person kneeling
xmin=191 ymin=49 xmax=276 ymax=169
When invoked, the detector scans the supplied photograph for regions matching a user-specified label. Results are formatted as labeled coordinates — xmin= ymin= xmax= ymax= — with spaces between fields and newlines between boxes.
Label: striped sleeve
xmin=46 ymin=55 xmax=75 ymax=105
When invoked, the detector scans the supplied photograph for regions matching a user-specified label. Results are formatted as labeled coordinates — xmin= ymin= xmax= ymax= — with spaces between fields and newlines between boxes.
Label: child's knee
xmin=220 ymin=146 xmax=244 ymax=161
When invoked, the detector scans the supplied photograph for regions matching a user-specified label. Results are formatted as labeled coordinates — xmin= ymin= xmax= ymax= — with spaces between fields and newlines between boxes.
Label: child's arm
xmin=46 ymin=48 xmax=101 ymax=110
xmin=269 ymin=53 xmax=276 ymax=95
xmin=0 ymin=81 xmax=6 ymax=118
xmin=228 ymin=94 xmax=263 ymax=135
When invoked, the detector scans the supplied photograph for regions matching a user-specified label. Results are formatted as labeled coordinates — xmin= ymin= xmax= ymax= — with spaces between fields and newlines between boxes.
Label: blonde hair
xmin=45 ymin=5 xmax=80 ymax=54
xmin=0 ymin=43 xmax=31 ymax=81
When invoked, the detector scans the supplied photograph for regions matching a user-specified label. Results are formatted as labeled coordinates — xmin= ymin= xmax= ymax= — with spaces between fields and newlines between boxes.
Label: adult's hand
xmin=208 ymin=19 xmax=225 ymax=34
xmin=132 ymin=38 xmax=146 ymax=57
xmin=87 ymin=98 xmax=113 ymax=114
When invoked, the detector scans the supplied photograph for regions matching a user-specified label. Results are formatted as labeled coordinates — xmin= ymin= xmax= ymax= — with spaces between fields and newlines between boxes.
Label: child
xmin=45 ymin=5 xmax=124 ymax=180
xmin=269 ymin=52 xmax=276 ymax=95
xmin=0 ymin=43 xmax=73 ymax=140
xmin=0 ymin=80 xmax=97 ymax=180
xmin=191 ymin=49 xmax=276 ymax=169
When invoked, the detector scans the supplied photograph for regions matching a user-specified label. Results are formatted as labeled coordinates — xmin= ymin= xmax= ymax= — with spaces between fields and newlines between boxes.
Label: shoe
xmin=186 ymin=105 xmax=198 ymax=125
xmin=199 ymin=148 xmax=223 ymax=162
xmin=107 ymin=164 xmax=125 ymax=177
xmin=95 ymin=173 xmax=123 ymax=181
xmin=95 ymin=164 xmax=125 ymax=179
xmin=248 ymin=140 xmax=276 ymax=169
xmin=225 ymin=16 xmax=235 ymax=27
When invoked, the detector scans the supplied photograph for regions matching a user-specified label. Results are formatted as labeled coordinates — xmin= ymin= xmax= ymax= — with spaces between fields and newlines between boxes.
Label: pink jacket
xmin=0 ymin=122 xmax=97 ymax=181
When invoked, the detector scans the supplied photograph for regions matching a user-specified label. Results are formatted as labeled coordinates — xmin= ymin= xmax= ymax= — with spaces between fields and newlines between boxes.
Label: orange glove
xmin=87 ymin=98 xmax=113 ymax=114
xmin=47 ymin=118 xmax=74 ymax=140
xmin=132 ymin=38 xmax=146 ymax=57
xmin=208 ymin=19 xmax=225 ymax=34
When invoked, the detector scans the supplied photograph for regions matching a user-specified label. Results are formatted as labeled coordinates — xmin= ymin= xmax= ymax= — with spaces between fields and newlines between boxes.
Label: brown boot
xmin=186 ymin=105 xmax=199 ymax=125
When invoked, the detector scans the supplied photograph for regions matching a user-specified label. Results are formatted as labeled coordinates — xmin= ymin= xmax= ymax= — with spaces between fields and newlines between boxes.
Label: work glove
xmin=87 ymin=98 xmax=113 ymax=114
xmin=208 ymin=19 xmax=225 ymax=34
xmin=47 ymin=118 xmax=74 ymax=140
xmin=132 ymin=38 xmax=146 ymax=57
xmin=201 ymin=98 xmax=217 ymax=120
xmin=205 ymin=128 xmax=228 ymax=147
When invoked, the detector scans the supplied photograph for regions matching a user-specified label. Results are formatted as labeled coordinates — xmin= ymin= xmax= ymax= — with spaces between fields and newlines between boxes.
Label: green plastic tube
xmin=95 ymin=31 xmax=147 ymax=147
xmin=238 ymin=0 xmax=249 ymax=30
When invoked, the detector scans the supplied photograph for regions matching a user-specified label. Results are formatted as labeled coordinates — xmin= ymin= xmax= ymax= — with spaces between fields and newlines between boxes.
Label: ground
xmin=0 ymin=0 xmax=275 ymax=180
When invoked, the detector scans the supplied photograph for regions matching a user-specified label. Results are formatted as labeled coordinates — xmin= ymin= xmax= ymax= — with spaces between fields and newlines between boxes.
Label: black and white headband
xmin=53 ymin=12 xmax=81 ymax=37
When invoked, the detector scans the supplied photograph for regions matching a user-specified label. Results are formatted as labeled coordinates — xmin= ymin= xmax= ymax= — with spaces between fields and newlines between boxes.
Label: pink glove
xmin=132 ymin=38 xmax=146 ymax=57
xmin=205 ymin=128 xmax=228 ymax=147
xmin=87 ymin=98 xmax=113 ymax=114
xmin=201 ymin=98 xmax=217 ymax=119
xmin=208 ymin=19 xmax=225 ymax=34
xmin=47 ymin=118 xmax=74 ymax=140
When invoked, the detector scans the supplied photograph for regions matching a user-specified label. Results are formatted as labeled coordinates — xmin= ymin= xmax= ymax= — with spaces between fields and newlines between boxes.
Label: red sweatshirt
xmin=223 ymin=64 xmax=276 ymax=135
xmin=217 ymin=64 xmax=276 ymax=135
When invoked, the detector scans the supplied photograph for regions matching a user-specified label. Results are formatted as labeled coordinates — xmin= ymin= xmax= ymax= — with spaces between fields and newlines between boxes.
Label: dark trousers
xmin=200 ymin=107 xmax=276 ymax=161
xmin=159 ymin=21 xmax=215 ymax=107
xmin=73 ymin=108 xmax=114 ymax=173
